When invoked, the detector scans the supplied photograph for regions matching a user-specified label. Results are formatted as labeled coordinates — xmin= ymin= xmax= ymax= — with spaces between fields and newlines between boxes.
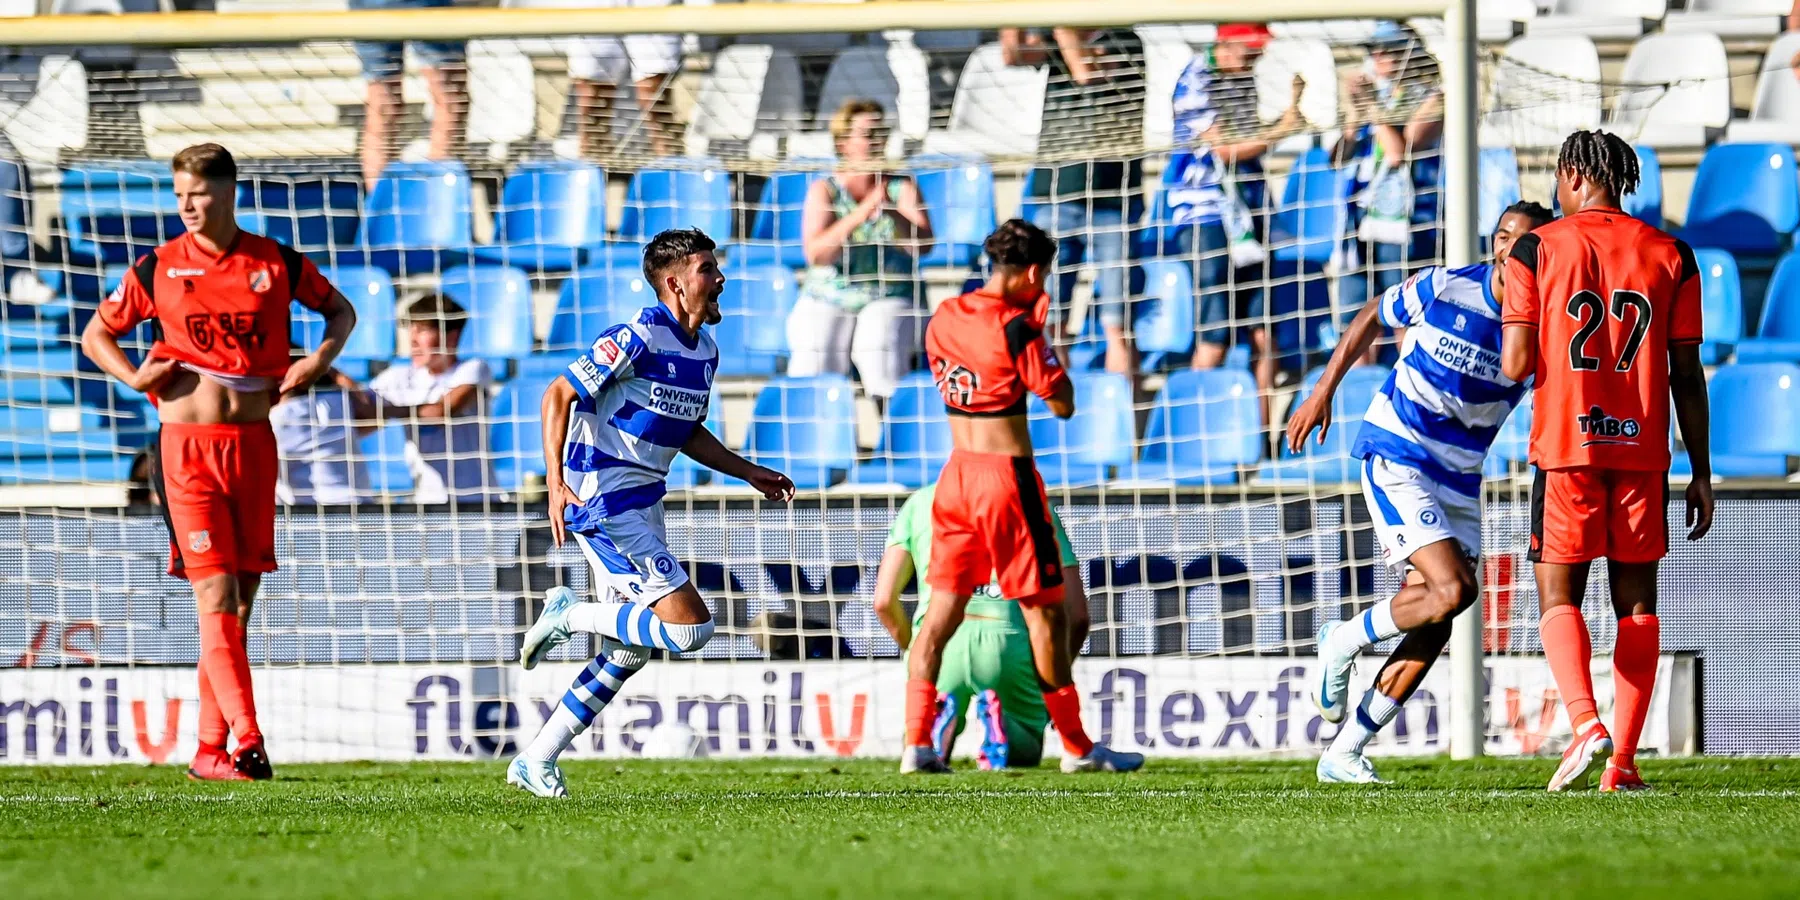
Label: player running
xmin=873 ymin=482 xmax=1089 ymax=769
xmin=1501 ymin=130 xmax=1714 ymax=793
xmin=904 ymin=219 xmax=1142 ymax=775
xmin=510 ymin=228 xmax=795 ymax=797
xmin=79 ymin=143 xmax=358 ymax=782
xmin=1291 ymin=201 xmax=1551 ymax=784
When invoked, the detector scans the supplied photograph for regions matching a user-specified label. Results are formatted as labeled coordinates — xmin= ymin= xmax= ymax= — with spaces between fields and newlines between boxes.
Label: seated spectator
xmin=1168 ymin=23 xmax=1304 ymax=424
xmin=561 ymin=0 xmax=682 ymax=160
xmin=368 ymin=293 xmax=497 ymax=504
xmin=352 ymin=0 xmax=468 ymax=184
xmin=272 ymin=364 xmax=376 ymax=506
xmin=1333 ymin=20 xmax=1444 ymax=359
xmin=1002 ymin=26 xmax=1144 ymax=377
xmin=787 ymin=99 xmax=933 ymax=404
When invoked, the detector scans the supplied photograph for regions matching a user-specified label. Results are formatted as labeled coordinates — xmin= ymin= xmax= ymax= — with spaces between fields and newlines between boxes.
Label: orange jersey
xmin=97 ymin=230 xmax=336 ymax=382
xmin=924 ymin=289 xmax=1068 ymax=416
xmin=1501 ymin=208 xmax=1703 ymax=471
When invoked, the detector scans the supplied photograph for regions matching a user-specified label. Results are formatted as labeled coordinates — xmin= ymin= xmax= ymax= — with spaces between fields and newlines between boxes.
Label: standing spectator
xmin=787 ymin=99 xmax=933 ymax=404
xmin=1167 ymin=23 xmax=1306 ymax=423
xmin=272 ymin=366 xmax=376 ymax=506
xmin=1001 ymin=26 xmax=1144 ymax=377
xmin=368 ymin=293 xmax=497 ymax=504
xmin=1333 ymin=20 xmax=1443 ymax=356
xmin=562 ymin=0 xmax=684 ymax=160
xmin=352 ymin=0 xmax=468 ymax=185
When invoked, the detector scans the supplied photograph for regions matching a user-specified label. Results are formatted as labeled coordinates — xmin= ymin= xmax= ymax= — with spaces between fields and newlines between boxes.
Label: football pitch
xmin=4 ymin=758 xmax=1798 ymax=899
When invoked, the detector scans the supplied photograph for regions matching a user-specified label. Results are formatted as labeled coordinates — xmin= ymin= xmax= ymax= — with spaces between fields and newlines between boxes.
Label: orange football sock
xmin=1042 ymin=684 xmax=1095 ymax=758
xmin=1539 ymin=605 xmax=1600 ymax=735
xmin=196 ymin=664 xmax=228 ymax=750
xmin=1611 ymin=614 xmax=1660 ymax=767
xmin=904 ymin=678 xmax=939 ymax=748
xmin=199 ymin=612 xmax=261 ymax=743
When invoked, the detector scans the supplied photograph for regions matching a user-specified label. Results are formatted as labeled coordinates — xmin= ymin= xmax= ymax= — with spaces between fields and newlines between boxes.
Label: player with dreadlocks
xmin=1500 ymin=129 xmax=1714 ymax=793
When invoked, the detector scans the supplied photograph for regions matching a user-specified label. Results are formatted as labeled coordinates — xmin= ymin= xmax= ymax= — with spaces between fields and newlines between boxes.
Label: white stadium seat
xmin=1726 ymin=33 xmax=1800 ymax=144
xmin=1528 ymin=0 xmax=1667 ymax=40
xmin=1479 ymin=35 xmax=1601 ymax=148
xmin=1478 ymin=0 xmax=1540 ymax=40
xmin=1255 ymin=38 xmax=1338 ymax=133
xmin=0 ymin=0 xmax=38 ymax=15
xmin=1 ymin=55 xmax=88 ymax=163
xmin=1664 ymin=0 xmax=1789 ymax=39
xmin=1608 ymin=32 xmax=1731 ymax=149
xmin=684 ymin=44 xmax=804 ymax=157
xmin=921 ymin=42 xmax=1046 ymax=158
xmin=814 ymin=43 xmax=932 ymax=141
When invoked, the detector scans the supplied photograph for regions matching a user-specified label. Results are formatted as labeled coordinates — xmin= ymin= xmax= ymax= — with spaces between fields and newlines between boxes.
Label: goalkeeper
xmin=872 ymin=483 xmax=1088 ymax=769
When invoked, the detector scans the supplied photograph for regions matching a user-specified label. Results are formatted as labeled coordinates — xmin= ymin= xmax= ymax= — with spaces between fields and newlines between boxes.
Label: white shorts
xmin=572 ymin=503 xmax=690 ymax=604
xmin=1360 ymin=456 xmax=1482 ymax=571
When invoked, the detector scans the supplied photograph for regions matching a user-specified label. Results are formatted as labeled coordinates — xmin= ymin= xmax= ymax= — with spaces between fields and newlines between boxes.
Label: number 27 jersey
xmin=1501 ymin=208 xmax=1703 ymax=471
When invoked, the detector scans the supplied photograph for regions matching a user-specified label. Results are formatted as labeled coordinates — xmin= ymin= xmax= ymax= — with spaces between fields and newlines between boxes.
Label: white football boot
xmin=1313 ymin=621 xmax=1356 ymax=724
xmin=1317 ymin=750 xmax=1389 ymax=784
xmin=1061 ymin=744 xmax=1145 ymax=773
xmin=507 ymin=755 xmax=568 ymax=798
xmin=1547 ymin=723 xmax=1614 ymax=792
xmin=521 ymin=587 xmax=579 ymax=671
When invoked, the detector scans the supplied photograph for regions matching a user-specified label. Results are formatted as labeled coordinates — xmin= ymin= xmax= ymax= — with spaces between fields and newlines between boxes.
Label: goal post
xmin=0 ymin=0 xmax=1567 ymax=765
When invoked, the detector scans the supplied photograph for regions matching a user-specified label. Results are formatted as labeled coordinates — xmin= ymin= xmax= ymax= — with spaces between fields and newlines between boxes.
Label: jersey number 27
xmin=1566 ymin=289 xmax=1651 ymax=373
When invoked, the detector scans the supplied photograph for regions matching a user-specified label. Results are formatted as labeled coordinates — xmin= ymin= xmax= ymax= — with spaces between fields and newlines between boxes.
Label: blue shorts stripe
xmin=1365 ymin=458 xmax=1406 ymax=527
xmin=579 ymin=531 xmax=638 ymax=576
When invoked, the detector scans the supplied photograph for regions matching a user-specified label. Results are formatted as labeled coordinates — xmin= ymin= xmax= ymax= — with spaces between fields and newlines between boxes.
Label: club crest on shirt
xmin=188 ymin=530 xmax=212 ymax=553
xmin=248 ymin=268 xmax=272 ymax=293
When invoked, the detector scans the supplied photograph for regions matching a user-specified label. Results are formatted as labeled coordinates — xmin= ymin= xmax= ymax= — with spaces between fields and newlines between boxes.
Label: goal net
xmin=0 ymin=2 xmax=1714 ymax=764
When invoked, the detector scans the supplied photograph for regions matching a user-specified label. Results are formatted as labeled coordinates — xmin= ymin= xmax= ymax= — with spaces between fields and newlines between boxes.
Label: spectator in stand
xmin=272 ymin=364 xmax=376 ymax=506
xmin=561 ymin=0 xmax=684 ymax=160
xmin=787 ymin=99 xmax=933 ymax=406
xmin=366 ymin=293 xmax=497 ymax=504
xmin=351 ymin=0 xmax=468 ymax=185
xmin=1001 ymin=26 xmax=1144 ymax=377
xmin=1333 ymin=21 xmax=1443 ymax=361
xmin=127 ymin=444 xmax=162 ymax=508
xmin=1167 ymin=23 xmax=1307 ymax=424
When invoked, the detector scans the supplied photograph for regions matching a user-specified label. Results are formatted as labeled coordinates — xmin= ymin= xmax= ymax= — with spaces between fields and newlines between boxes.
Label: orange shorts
xmin=928 ymin=450 xmax=1065 ymax=606
xmin=1529 ymin=466 xmax=1669 ymax=565
xmin=155 ymin=421 xmax=280 ymax=582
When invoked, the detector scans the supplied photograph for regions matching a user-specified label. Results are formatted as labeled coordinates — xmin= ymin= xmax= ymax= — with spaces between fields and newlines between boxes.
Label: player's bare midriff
xmin=153 ymin=367 xmax=274 ymax=425
xmin=948 ymin=412 xmax=1035 ymax=459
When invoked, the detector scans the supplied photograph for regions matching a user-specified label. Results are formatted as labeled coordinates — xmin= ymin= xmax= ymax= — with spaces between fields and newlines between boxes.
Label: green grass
xmin=3 ymin=758 xmax=1799 ymax=899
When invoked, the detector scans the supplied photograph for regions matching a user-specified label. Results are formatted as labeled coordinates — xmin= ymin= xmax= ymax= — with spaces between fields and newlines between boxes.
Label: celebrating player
xmin=872 ymin=482 xmax=1089 ymax=769
xmin=79 ymin=143 xmax=358 ymax=781
xmin=1500 ymin=130 xmax=1714 ymax=793
xmin=1291 ymin=201 xmax=1551 ymax=784
xmin=509 ymin=228 xmax=795 ymax=797
xmin=904 ymin=219 xmax=1142 ymax=774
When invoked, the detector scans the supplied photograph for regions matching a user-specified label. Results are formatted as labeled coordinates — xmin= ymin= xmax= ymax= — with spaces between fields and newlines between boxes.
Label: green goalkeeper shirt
xmin=886 ymin=483 xmax=1079 ymax=631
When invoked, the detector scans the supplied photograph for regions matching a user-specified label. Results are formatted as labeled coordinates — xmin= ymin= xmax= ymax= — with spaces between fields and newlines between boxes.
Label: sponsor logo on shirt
xmin=647 ymin=383 xmax=708 ymax=419
xmin=595 ymin=336 xmax=622 ymax=366
xmin=572 ymin=355 xmax=603 ymax=387
xmin=248 ymin=268 xmax=271 ymax=293
xmin=166 ymin=267 xmax=206 ymax=277
xmin=1577 ymin=405 xmax=1641 ymax=446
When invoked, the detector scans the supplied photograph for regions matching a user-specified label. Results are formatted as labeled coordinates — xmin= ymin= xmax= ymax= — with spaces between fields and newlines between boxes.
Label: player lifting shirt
xmin=903 ymin=219 xmax=1141 ymax=774
xmin=1501 ymin=129 xmax=1714 ymax=793
xmin=80 ymin=143 xmax=357 ymax=782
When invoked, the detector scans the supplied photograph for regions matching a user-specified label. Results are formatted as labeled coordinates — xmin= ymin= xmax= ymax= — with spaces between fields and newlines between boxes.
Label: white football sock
xmin=1330 ymin=689 xmax=1404 ymax=755
xmin=566 ymin=600 xmax=714 ymax=653
xmin=1326 ymin=600 xmax=1402 ymax=660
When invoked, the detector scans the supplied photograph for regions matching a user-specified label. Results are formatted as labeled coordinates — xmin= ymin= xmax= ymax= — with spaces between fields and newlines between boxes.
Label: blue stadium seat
xmin=1134 ymin=259 xmax=1196 ymax=360
xmin=1 ymin=155 xmax=32 ymax=280
xmin=361 ymin=421 xmax=414 ymax=495
xmin=1736 ymin=248 xmax=1800 ymax=363
xmin=439 ymin=265 xmax=534 ymax=360
xmin=732 ymin=169 xmax=820 ymax=269
xmin=472 ymin=160 xmax=607 ymax=272
xmin=545 ymin=264 xmax=656 ymax=353
xmin=346 ymin=160 xmax=473 ymax=275
xmin=0 ymin=343 xmax=78 ymax=403
xmin=1256 ymin=365 xmax=1390 ymax=485
xmin=592 ymin=159 xmax=732 ymax=267
xmin=714 ymin=263 xmax=796 ymax=376
xmin=742 ymin=374 xmax=859 ymax=489
xmin=1482 ymin=403 xmax=1532 ymax=478
xmin=1130 ymin=164 xmax=1184 ymax=259
xmin=1030 ymin=372 xmax=1135 ymax=487
xmin=1681 ymin=143 xmax=1800 ymax=254
xmin=1479 ymin=147 xmax=1521 ymax=233
xmin=1267 ymin=147 xmax=1345 ymax=269
xmin=2 ymin=319 xmax=65 ymax=349
xmin=1623 ymin=144 xmax=1663 ymax=228
xmin=666 ymin=391 xmax=724 ymax=489
xmin=289 ymin=265 xmax=395 ymax=362
xmin=242 ymin=175 xmax=360 ymax=253
xmin=490 ymin=371 xmax=556 ymax=491
xmin=1707 ymin=362 xmax=1800 ymax=478
xmin=911 ymin=155 xmax=996 ymax=268
xmin=851 ymin=373 xmax=951 ymax=487
xmin=1134 ymin=369 xmax=1261 ymax=484
xmin=1694 ymin=247 xmax=1743 ymax=365
xmin=60 ymin=163 xmax=182 ymax=265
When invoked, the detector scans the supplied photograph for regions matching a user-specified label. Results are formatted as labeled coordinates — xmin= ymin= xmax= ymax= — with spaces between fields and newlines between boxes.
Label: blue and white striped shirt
xmin=561 ymin=303 xmax=716 ymax=529
xmin=1351 ymin=263 xmax=1527 ymax=497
